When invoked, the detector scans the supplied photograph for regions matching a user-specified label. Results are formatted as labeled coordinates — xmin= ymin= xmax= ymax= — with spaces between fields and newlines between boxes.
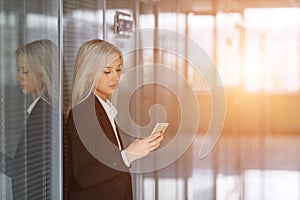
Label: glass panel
xmin=0 ymin=0 xmax=60 ymax=199
xmin=62 ymin=0 xmax=104 ymax=199
xmin=244 ymin=8 xmax=300 ymax=93
xmin=188 ymin=14 xmax=215 ymax=58
xmin=133 ymin=3 xmax=300 ymax=200
xmin=62 ymin=0 xmax=103 ymax=115
xmin=187 ymin=14 xmax=215 ymax=91
xmin=216 ymin=12 xmax=243 ymax=88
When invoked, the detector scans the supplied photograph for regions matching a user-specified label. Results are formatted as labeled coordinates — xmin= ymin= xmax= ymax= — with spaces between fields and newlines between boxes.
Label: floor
xmin=137 ymin=133 xmax=300 ymax=200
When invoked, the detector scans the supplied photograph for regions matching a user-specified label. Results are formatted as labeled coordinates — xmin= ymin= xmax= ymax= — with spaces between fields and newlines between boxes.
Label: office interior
xmin=1 ymin=0 xmax=300 ymax=199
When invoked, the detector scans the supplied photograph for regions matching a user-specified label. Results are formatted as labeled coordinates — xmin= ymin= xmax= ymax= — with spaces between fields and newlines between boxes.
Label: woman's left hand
xmin=124 ymin=132 xmax=164 ymax=164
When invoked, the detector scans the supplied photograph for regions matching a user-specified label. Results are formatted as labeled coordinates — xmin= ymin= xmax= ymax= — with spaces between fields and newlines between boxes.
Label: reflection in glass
xmin=0 ymin=40 xmax=58 ymax=200
xmin=15 ymin=40 xmax=57 ymax=102
xmin=0 ymin=0 xmax=60 ymax=199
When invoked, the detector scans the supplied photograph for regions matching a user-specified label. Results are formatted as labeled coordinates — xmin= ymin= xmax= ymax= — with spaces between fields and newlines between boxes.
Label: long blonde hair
xmin=70 ymin=39 xmax=123 ymax=109
xmin=15 ymin=39 xmax=58 ymax=103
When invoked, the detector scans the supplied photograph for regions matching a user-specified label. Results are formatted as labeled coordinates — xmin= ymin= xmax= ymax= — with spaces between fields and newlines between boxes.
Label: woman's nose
xmin=16 ymin=73 xmax=20 ymax=82
xmin=112 ymin=70 xmax=120 ymax=81
xmin=16 ymin=71 xmax=23 ymax=82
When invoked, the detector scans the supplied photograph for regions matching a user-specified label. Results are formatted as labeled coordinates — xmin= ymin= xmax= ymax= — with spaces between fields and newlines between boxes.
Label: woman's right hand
xmin=124 ymin=132 xmax=164 ymax=164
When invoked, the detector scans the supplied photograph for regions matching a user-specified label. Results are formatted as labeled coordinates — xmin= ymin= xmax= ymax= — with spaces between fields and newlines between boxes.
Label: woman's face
xmin=16 ymin=54 xmax=42 ymax=96
xmin=94 ymin=52 xmax=122 ymax=101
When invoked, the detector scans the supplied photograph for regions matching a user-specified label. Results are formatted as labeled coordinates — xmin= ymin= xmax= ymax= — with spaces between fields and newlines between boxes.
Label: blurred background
xmin=1 ymin=0 xmax=300 ymax=199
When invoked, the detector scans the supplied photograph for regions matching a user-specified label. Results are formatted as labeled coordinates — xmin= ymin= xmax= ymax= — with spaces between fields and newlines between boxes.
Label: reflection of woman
xmin=3 ymin=39 xmax=57 ymax=200
xmin=66 ymin=39 xmax=164 ymax=200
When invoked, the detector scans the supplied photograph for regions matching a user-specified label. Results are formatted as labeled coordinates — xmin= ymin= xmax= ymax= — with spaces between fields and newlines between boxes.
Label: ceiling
xmin=3 ymin=0 xmax=299 ymax=15
xmin=150 ymin=0 xmax=300 ymax=13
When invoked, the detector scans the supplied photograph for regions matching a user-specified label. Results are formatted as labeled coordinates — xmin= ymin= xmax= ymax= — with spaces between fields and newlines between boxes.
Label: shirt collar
xmin=95 ymin=94 xmax=118 ymax=119
xmin=27 ymin=96 xmax=40 ymax=114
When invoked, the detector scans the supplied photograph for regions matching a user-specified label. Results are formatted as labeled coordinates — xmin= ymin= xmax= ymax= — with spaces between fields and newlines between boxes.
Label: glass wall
xmin=0 ymin=0 xmax=61 ymax=199
xmin=133 ymin=1 xmax=300 ymax=200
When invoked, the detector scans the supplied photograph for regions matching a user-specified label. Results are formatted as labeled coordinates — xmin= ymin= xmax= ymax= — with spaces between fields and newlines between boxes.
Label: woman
xmin=4 ymin=39 xmax=57 ymax=200
xmin=16 ymin=39 xmax=57 ymax=103
xmin=66 ymin=39 xmax=164 ymax=200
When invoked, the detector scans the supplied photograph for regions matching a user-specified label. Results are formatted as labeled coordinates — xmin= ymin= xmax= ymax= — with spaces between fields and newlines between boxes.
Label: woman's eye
xmin=17 ymin=69 xmax=28 ymax=74
xmin=103 ymin=67 xmax=121 ymax=74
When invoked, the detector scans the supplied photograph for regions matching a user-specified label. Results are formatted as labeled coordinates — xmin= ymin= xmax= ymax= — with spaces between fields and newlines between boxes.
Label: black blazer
xmin=1 ymin=97 xmax=52 ymax=200
xmin=66 ymin=94 xmax=132 ymax=200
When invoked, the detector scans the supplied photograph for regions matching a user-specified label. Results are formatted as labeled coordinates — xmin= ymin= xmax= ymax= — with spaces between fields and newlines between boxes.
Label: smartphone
xmin=150 ymin=122 xmax=169 ymax=135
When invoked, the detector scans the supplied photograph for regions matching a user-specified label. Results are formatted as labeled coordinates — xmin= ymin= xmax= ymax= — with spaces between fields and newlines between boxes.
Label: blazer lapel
xmin=90 ymin=94 xmax=120 ymax=147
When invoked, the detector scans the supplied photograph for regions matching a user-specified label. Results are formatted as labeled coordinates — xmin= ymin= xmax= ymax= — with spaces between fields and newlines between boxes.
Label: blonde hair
xmin=15 ymin=39 xmax=58 ymax=102
xmin=70 ymin=39 xmax=123 ymax=109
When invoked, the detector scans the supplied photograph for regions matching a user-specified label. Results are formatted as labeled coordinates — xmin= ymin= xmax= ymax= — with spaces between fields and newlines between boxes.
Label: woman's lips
xmin=110 ymin=84 xmax=118 ymax=89
xmin=19 ymin=84 xmax=25 ymax=89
